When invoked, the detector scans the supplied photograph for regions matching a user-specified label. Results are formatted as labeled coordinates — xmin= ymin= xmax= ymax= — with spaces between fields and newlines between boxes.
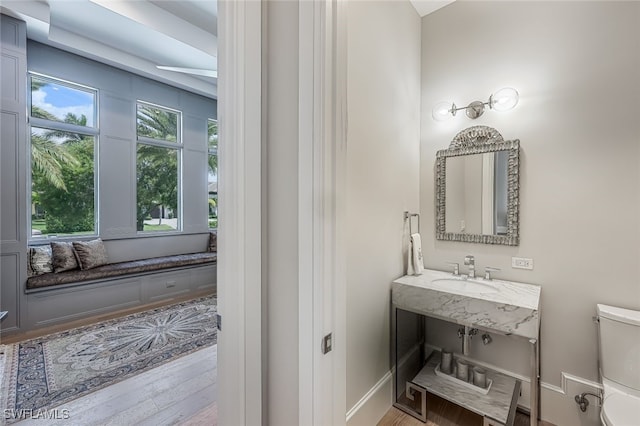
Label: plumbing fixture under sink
xmin=431 ymin=277 xmax=499 ymax=294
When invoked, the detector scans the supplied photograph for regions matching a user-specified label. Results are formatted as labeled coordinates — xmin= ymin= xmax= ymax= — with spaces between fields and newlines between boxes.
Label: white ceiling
xmin=409 ymin=0 xmax=455 ymax=17
xmin=0 ymin=0 xmax=454 ymax=99
xmin=0 ymin=0 xmax=217 ymax=98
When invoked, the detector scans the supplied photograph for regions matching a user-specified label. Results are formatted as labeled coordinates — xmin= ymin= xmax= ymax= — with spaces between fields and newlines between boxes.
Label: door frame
xmin=217 ymin=0 xmax=347 ymax=424
xmin=216 ymin=0 xmax=263 ymax=424
xmin=298 ymin=0 xmax=348 ymax=425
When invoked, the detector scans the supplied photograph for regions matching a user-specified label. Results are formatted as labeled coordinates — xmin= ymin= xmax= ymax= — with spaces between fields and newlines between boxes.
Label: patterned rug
xmin=1 ymin=296 xmax=216 ymax=421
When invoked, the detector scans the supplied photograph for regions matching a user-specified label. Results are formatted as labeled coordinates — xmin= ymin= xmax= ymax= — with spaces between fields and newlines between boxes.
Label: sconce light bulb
xmin=490 ymin=87 xmax=519 ymax=112
xmin=432 ymin=101 xmax=455 ymax=121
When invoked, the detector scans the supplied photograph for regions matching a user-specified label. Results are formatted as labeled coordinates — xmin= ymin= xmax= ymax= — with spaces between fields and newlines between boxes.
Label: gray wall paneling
xmin=26 ymin=277 xmax=143 ymax=329
xmin=183 ymin=114 xmax=208 ymax=234
xmin=100 ymin=93 xmax=137 ymax=238
xmin=1 ymin=14 xmax=27 ymax=333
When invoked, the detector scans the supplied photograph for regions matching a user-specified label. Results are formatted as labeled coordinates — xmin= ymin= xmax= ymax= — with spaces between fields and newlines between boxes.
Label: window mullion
xmin=29 ymin=117 xmax=99 ymax=136
xmin=137 ymin=136 xmax=182 ymax=149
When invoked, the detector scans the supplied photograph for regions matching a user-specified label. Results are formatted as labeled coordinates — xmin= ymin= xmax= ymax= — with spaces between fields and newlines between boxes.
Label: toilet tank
xmin=597 ymin=304 xmax=640 ymax=391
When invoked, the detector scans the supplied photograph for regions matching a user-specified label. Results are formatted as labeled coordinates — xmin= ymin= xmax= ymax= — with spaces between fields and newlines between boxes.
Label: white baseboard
xmin=349 ymin=346 xmax=604 ymax=426
xmin=346 ymin=371 xmax=393 ymax=426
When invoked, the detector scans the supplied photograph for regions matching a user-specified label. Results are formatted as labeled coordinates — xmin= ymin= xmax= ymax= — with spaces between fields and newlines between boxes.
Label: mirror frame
xmin=435 ymin=126 xmax=520 ymax=245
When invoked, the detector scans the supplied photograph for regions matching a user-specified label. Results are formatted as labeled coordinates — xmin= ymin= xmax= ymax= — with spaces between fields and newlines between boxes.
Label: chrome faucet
xmin=464 ymin=255 xmax=475 ymax=278
xmin=484 ymin=266 xmax=501 ymax=280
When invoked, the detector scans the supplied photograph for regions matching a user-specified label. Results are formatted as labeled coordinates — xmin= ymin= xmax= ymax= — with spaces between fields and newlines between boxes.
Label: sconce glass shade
xmin=432 ymin=101 xmax=454 ymax=121
xmin=490 ymin=87 xmax=519 ymax=112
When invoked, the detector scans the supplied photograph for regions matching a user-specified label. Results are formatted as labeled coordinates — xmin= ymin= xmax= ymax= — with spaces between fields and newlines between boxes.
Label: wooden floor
xmin=378 ymin=394 xmax=555 ymax=426
xmin=13 ymin=345 xmax=217 ymax=425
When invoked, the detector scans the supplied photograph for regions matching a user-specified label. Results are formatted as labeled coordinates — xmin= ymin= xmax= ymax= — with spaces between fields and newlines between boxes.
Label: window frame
xmin=135 ymin=100 xmax=183 ymax=234
xmin=27 ymin=72 xmax=100 ymax=242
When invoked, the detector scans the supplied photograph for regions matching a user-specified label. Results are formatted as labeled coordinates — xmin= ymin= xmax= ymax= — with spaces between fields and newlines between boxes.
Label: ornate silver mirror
xmin=435 ymin=126 xmax=520 ymax=245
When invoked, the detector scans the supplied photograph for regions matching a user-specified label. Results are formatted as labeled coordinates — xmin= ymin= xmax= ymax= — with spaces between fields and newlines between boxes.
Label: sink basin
xmin=431 ymin=278 xmax=499 ymax=294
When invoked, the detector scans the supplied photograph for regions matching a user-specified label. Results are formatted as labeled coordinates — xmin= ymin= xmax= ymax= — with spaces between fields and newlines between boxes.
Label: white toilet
xmin=597 ymin=304 xmax=640 ymax=426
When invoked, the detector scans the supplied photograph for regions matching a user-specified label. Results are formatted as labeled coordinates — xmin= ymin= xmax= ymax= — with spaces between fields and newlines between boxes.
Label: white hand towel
xmin=406 ymin=241 xmax=415 ymax=276
xmin=411 ymin=233 xmax=424 ymax=275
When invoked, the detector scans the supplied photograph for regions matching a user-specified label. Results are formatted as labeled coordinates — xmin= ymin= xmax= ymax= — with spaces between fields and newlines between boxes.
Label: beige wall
xmin=346 ymin=0 xmax=421 ymax=422
xmin=265 ymin=1 xmax=300 ymax=425
xmin=420 ymin=1 xmax=640 ymax=424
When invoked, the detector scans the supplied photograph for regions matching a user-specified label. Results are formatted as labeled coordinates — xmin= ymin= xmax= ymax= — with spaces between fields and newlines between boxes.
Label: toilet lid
xmin=603 ymin=393 xmax=640 ymax=426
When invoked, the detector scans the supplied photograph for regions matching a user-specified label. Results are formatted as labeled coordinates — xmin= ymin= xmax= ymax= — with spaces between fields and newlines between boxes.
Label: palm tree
xmin=42 ymin=113 xmax=89 ymax=144
xmin=31 ymin=112 xmax=95 ymax=234
xmin=31 ymin=132 xmax=79 ymax=191
xmin=207 ymin=120 xmax=218 ymax=228
xmin=137 ymin=104 xmax=178 ymax=141
xmin=30 ymin=107 xmax=80 ymax=191
xmin=208 ymin=120 xmax=218 ymax=176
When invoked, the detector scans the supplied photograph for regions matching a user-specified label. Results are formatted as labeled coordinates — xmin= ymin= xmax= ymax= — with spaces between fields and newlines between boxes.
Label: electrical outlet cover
xmin=512 ymin=257 xmax=533 ymax=270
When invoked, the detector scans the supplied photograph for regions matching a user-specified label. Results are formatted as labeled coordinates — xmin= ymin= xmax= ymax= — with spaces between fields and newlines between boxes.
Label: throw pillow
xmin=72 ymin=238 xmax=108 ymax=270
xmin=208 ymin=231 xmax=217 ymax=253
xmin=51 ymin=241 xmax=80 ymax=273
xmin=28 ymin=245 xmax=53 ymax=276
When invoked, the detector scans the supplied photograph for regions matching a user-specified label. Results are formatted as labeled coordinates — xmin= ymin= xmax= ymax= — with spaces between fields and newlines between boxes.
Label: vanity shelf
xmin=410 ymin=351 xmax=520 ymax=426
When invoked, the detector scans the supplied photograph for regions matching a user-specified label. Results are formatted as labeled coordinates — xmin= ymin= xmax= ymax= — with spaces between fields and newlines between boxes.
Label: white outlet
xmin=512 ymin=257 xmax=533 ymax=270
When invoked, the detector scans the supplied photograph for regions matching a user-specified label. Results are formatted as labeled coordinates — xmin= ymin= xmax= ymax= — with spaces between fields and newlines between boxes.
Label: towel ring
xmin=404 ymin=211 xmax=420 ymax=235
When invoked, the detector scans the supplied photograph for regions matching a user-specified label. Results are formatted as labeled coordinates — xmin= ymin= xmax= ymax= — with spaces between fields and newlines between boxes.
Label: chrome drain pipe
xmin=458 ymin=326 xmax=478 ymax=355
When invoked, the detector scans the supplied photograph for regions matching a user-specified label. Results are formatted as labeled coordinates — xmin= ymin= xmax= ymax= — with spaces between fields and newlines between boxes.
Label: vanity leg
xmin=529 ymin=338 xmax=539 ymax=426
xmin=391 ymin=304 xmax=397 ymax=401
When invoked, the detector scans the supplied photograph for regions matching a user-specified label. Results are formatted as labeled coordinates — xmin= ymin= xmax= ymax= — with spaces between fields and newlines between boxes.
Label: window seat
xmin=26 ymin=252 xmax=217 ymax=291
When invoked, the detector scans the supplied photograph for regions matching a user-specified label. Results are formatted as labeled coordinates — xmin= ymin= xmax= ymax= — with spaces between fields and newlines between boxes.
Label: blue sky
xmin=32 ymin=79 xmax=95 ymax=127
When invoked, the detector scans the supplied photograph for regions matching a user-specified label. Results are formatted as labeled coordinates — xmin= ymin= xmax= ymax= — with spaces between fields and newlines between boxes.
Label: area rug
xmin=1 ymin=296 xmax=216 ymax=421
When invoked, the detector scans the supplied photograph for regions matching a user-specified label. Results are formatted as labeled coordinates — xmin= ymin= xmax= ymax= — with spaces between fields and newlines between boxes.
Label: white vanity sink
xmin=431 ymin=277 xmax=499 ymax=294
xmin=392 ymin=268 xmax=541 ymax=339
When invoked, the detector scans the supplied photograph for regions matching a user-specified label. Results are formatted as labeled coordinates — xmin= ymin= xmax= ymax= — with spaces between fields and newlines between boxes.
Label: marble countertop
xmin=392 ymin=269 xmax=541 ymax=339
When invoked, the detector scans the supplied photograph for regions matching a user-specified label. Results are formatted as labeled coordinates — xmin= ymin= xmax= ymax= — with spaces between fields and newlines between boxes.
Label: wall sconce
xmin=432 ymin=87 xmax=519 ymax=122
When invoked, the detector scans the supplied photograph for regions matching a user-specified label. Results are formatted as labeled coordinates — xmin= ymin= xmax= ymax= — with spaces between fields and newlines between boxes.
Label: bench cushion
xmin=26 ymin=252 xmax=217 ymax=290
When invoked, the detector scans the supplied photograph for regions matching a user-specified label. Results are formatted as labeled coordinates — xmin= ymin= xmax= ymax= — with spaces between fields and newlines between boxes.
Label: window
xmin=136 ymin=102 xmax=182 ymax=232
xmin=29 ymin=74 xmax=98 ymax=239
xmin=207 ymin=119 xmax=218 ymax=229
